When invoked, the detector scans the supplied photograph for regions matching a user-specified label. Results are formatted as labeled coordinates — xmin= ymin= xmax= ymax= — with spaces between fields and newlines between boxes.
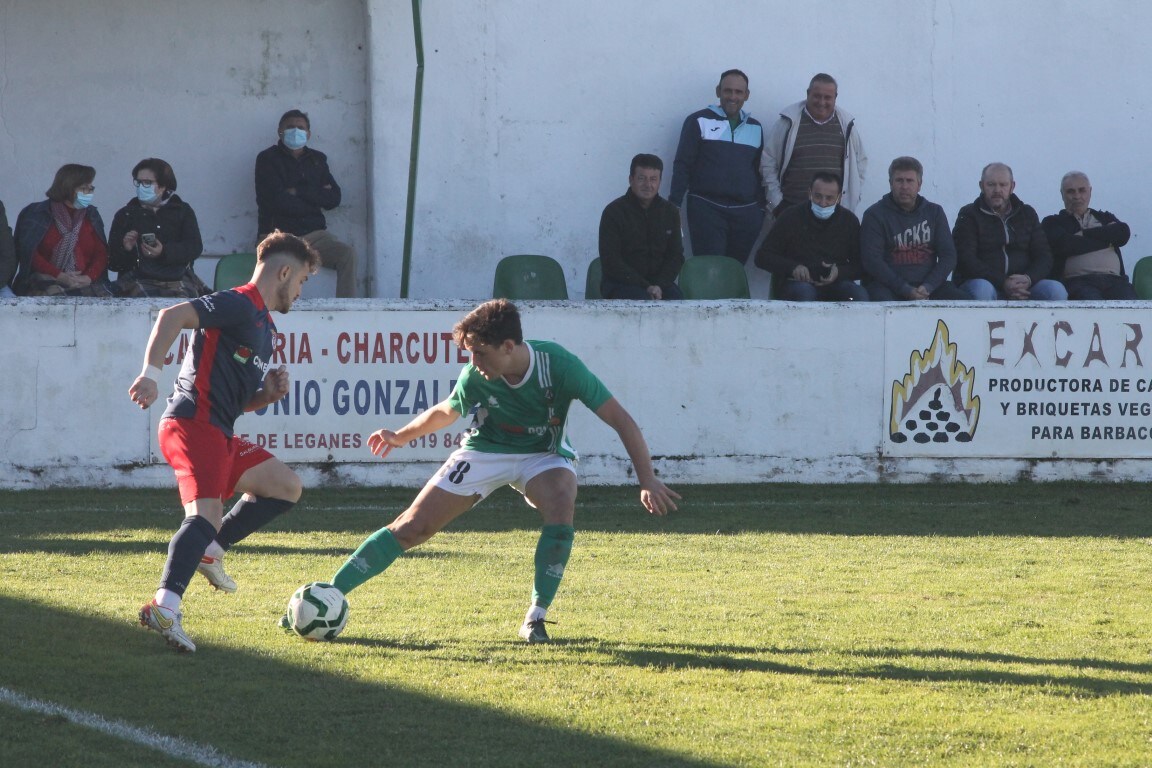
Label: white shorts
xmin=432 ymin=448 xmax=575 ymax=501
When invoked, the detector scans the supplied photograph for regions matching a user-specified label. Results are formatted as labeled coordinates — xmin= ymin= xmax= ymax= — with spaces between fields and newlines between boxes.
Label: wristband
xmin=140 ymin=364 xmax=162 ymax=382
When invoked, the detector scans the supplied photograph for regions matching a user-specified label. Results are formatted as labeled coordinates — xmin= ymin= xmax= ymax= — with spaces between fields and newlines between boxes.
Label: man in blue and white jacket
xmin=670 ymin=69 xmax=764 ymax=264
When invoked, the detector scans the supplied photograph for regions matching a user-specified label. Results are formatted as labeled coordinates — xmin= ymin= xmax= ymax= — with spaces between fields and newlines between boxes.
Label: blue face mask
xmin=811 ymin=202 xmax=836 ymax=220
xmin=136 ymin=183 xmax=159 ymax=204
xmin=282 ymin=127 xmax=308 ymax=150
xmin=74 ymin=192 xmax=94 ymax=209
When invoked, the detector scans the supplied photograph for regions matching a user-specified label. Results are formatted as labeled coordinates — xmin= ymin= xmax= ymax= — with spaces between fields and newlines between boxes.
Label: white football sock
xmin=525 ymin=605 xmax=547 ymax=623
xmin=203 ymin=540 xmax=225 ymax=559
xmin=154 ymin=589 xmax=182 ymax=611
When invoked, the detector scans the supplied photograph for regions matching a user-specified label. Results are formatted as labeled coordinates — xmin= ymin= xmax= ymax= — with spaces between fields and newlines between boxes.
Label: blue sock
xmin=160 ymin=516 xmax=217 ymax=597
xmin=216 ymin=497 xmax=294 ymax=549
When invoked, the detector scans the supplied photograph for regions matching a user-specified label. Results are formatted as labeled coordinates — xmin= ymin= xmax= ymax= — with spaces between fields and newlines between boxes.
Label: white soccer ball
xmin=286 ymin=582 xmax=349 ymax=641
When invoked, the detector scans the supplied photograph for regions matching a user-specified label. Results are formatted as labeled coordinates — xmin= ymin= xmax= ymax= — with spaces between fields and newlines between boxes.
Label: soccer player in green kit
xmin=320 ymin=298 xmax=680 ymax=643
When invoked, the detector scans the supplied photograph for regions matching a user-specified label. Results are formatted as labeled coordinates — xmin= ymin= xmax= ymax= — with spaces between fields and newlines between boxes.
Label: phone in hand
xmin=141 ymin=233 xmax=158 ymax=246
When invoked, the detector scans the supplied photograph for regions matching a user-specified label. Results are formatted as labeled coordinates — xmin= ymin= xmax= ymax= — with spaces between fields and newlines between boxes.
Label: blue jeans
xmin=778 ymin=279 xmax=868 ymax=302
xmin=1064 ymin=274 xmax=1137 ymax=300
xmin=865 ymin=281 xmax=971 ymax=301
xmin=961 ymin=278 xmax=1068 ymax=300
xmin=685 ymin=195 xmax=764 ymax=265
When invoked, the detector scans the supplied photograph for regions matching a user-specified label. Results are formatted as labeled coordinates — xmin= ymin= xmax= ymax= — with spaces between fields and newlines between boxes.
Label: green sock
xmin=532 ymin=524 xmax=575 ymax=608
xmin=331 ymin=527 xmax=404 ymax=594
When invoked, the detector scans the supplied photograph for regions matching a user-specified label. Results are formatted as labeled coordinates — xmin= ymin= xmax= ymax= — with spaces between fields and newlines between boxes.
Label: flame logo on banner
xmin=890 ymin=320 xmax=980 ymax=444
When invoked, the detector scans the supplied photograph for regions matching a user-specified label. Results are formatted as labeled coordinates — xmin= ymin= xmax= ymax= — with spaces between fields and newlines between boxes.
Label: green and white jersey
xmin=447 ymin=340 xmax=612 ymax=459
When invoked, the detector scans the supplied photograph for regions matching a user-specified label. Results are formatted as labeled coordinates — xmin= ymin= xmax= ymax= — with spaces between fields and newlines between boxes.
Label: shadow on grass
xmin=551 ymin=639 xmax=1152 ymax=698
xmin=3 ymin=482 xmax=1152 ymax=545
xmin=0 ymin=596 xmax=725 ymax=768
xmin=0 ymin=534 xmax=449 ymax=560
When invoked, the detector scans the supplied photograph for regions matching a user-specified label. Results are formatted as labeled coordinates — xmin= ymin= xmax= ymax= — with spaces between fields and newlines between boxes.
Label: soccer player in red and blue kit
xmin=129 ymin=232 xmax=320 ymax=652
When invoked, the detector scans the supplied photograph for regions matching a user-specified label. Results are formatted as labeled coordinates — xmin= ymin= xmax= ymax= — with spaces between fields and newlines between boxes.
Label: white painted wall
xmin=2 ymin=2 xmax=1148 ymax=300
xmin=4 ymin=298 xmax=1152 ymax=491
xmin=369 ymin=0 xmax=1152 ymax=298
xmin=0 ymin=0 xmax=369 ymax=290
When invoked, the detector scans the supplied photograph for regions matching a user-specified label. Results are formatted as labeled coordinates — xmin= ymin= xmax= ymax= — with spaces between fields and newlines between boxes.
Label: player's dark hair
xmin=278 ymin=109 xmax=311 ymax=130
xmin=46 ymin=163 xmax=96 ymax=202
xmin=454 ymin=299 xmax=524 ymax=348
xmin=132 ymin=157 xmax=177 ymax=194
xmin=810 ymin=171 xmax=842 ymax=191
xmin=630 ymin=153 xmax=663 ymax=176
xmin=256 ymin=230 xmax=321 ymax=272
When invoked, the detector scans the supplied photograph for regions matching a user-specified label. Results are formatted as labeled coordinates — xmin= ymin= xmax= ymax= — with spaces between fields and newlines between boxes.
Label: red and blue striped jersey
xmin=161 ymin=283 xmax=276 ymax=436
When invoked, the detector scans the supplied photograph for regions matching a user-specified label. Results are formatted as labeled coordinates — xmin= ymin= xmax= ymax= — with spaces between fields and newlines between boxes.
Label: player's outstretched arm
xmin=367 ymin=400 xmax=461 ymax=459
xmin=594 ymin=397 xmax=680 ymax=516
xmin=128 ymin=302 xmax=201 ymax=409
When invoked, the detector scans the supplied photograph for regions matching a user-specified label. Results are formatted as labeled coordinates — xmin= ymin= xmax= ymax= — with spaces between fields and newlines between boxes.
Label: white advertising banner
xmin=151 ymin=309 xmax=472 ymax=463
xmin=883 ymin=307 xmax=1152 ymax=458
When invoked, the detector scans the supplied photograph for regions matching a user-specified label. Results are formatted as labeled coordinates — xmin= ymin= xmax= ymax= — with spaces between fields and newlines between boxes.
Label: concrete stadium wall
xmin=4 ymin=298 xmax=1152 ymax=491
xmin=0 ymin=0 xmax=370 ymax=288
xmin=370 ymin=0 xmax=1152 ymax=298
xmin=1 ymin=2 xmax=1149 ymax=301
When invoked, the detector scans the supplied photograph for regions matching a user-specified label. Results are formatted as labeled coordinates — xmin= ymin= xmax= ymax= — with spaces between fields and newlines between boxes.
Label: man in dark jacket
xmin=599 ymin=154 xmax=683 ymax=299
xmin=0 ymin=201 xmax=15 ymax=296
xmin=670 ymin=69 xmax=764 ymax=264
xmin=755 ymin=171 xmax=866 ymax=301
xmin=255 ymin=109 xmax=357 ymax=297
xmin=860 ymin=156 xmax=969 ymax=301
xmin=1041 ymin=171 xmax=1136 ymax=300
xmin=953 ymin=163 xmax=1066 ymax=301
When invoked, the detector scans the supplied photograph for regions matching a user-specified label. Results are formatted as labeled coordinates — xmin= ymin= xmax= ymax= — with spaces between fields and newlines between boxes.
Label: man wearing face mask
xmin=255 ymin=109 xmax=357 ymax=297
xmin=754 ymin=172 xmax=866 ymax=301
xmin=108 ymin=158 xmax=207 ymax=297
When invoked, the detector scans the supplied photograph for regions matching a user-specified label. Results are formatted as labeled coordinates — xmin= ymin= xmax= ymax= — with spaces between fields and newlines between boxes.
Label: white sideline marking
xmin=0 ymin=686 xmax=276 ymax=768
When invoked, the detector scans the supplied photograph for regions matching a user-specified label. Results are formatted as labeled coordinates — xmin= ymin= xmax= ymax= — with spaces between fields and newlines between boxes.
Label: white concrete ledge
xmin=3 ymin=297 xmax=1151 ymax=489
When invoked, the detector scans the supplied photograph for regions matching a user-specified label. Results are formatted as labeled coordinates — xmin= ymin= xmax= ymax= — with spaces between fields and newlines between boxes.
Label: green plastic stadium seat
xmin=492 ymin=254 xmax=569 ymax=299
xmin=1131 ymin=256 xmax=1152 ymax=299
xmin=214 ymin=253 xmax=258 ymax=291
xmin=585 ymin=257 xmax=603 ymax=299
xmin=678 ymin=255 xmax=750 ymax=299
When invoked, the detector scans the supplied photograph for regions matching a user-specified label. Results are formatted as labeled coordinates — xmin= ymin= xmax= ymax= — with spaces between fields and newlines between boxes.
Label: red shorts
xmin=159 ymin=418 xmax=274 ymax=504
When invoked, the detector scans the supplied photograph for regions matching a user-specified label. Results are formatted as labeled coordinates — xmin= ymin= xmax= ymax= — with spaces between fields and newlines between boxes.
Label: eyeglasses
xmin=133 ymin=179 xmax=156 ymax=188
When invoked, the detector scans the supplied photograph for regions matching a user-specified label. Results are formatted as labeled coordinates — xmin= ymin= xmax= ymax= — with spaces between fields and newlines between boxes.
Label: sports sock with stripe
xmin=331 ymin=526 xmax=405 ymax=594
xmin=531 ymin=524 xmax=575 ymax=609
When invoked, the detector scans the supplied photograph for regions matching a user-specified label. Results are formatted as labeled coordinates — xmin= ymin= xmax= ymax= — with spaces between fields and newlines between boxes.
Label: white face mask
xmin=282 ymin=127 xmax=308 ymax=150
xmin=811 ymin=202 xmax=836 ymax=220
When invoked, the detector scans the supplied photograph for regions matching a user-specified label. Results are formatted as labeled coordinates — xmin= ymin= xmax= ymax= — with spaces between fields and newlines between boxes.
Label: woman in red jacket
xmin=14 ymin=163 xmax=112 ymax=296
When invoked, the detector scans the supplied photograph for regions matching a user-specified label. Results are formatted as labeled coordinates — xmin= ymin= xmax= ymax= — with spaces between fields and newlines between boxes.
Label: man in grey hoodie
xmin=860 ymin=157 xmax=969 ymax=301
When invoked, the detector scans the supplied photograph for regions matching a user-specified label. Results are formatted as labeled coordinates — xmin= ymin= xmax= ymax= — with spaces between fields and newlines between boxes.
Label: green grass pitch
xmin=1 ymin=483 xmax=1150 ymax=767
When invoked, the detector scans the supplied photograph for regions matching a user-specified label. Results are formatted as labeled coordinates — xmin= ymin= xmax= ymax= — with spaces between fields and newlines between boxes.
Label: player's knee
xmin=277 ymin=470 xmax=303 ymax=503
xmin=389 ymin=516 xmax=435 ymax=550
